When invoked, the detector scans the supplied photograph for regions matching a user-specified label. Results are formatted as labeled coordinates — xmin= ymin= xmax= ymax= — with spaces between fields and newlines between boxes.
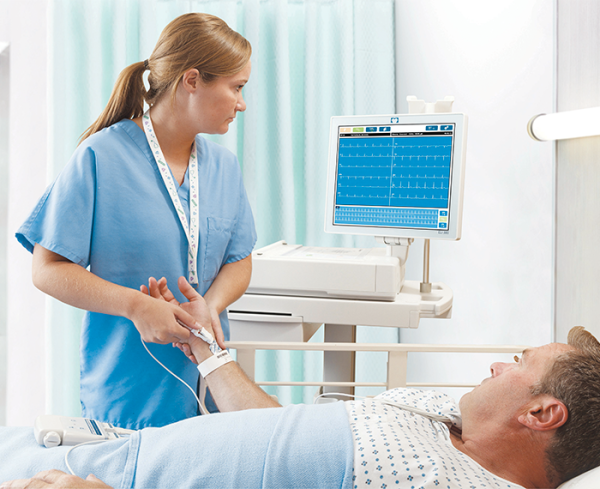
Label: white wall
xmin=1 ymin=0 xmax=49 ymax=426
xmin=394 ymin=0 xmax=555 ymax=393
xmin=555 ymin=0 xmax=600 ymax=342
xmin=0 ymin=41 xmax=8 ymax=426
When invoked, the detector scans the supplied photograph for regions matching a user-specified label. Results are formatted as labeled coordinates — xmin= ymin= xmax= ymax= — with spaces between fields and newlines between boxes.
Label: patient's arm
xmin=0 ymin=470 xmax=111 ymax=488
xmin=146 ymin=277 xmax=281 ymax=412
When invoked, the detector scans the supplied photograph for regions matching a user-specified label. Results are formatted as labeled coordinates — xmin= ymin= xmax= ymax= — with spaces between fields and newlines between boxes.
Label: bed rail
xmin=225 ymin=341 xmax=527 ymax=390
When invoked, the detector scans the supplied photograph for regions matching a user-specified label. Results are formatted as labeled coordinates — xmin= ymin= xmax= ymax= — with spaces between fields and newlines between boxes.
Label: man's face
xmin=459 ymin=343 xmax=574 ymax=431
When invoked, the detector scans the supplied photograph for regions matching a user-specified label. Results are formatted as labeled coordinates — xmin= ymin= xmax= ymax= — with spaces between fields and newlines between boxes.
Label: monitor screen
xmin=324 ymin=113 xmax=468 ymax=240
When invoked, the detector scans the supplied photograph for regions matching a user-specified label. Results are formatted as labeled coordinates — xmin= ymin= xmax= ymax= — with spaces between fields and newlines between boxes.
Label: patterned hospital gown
xmin=345 ymin=388 xmax=523 ymax=489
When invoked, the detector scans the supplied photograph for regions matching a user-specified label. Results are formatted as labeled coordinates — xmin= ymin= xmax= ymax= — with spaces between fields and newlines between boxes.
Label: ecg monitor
xmin=325 ymin=113 xmax=467 ymax=240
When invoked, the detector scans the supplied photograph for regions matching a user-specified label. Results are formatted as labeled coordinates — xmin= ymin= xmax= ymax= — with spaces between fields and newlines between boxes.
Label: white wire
xmin=63 ymin=337 xmax=209 ymax=477
xmin=65 ymin=440 xmax=107 ymax=476
xmin=313 ymin=392 xmax=366 ymax=403
xmin=374 ymin=398 xmax=453 ymax=424
xmin=374 ymin=398 xmax=452 ymax=440
xmin=315 ymin=391 xmax=452 ymax=440
xmin=141 ymin=337 xmax=209 ymax=416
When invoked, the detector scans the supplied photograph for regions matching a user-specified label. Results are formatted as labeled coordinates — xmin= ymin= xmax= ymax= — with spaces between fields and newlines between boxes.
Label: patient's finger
xmin=210 ymin=314 xmax=226 ymax=350
xmin=148 ymin=277 xmax=179 ymax=305
xmin=177 ymin=276 xmax=201 ymax=303
xmin=147 ymin=277 xmax=163 ymax=300
xmin=85 ymin=474 xmax=112 ymax=487
xmin=0 ymin=477 xmax=46 ymax=488
xmin=0 ymin=469 xmax=91 ymax=488
xmin=157 ymin=277 xmax=178 ymax=304
xmin=38 ymin=470 xmax=89 ymax=487
xmin=0 ymin=477 xmax=45 ymax=488
xmin=34 ymin=469 xmax=67 ymax=484
xmin=140 ymin=285 xmax=149 ymax=295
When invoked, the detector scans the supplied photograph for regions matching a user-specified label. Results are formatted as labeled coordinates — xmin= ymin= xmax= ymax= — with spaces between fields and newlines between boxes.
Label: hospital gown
xmin=347 ymin=388 xmax=522 ymax=489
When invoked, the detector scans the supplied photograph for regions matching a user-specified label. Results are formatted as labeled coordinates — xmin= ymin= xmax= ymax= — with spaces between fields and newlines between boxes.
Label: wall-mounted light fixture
xmin=527 ymin=106 xmax=600 ymax=141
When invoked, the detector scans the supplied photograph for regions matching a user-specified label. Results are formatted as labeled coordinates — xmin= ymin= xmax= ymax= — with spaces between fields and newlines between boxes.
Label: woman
xmin=16 ymin=13 xmax=256 ymax=429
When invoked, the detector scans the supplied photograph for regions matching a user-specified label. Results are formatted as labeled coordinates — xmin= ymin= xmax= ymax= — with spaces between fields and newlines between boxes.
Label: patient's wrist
xmin=188 ymin=336 xmax=212 ymax=363
xmin=198 ymin=350 xmax=233 ymax=377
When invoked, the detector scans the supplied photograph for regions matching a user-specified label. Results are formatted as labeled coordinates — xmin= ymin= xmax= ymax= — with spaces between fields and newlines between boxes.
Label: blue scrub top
xmin=16 ymin=120 xmax=257 ymax=429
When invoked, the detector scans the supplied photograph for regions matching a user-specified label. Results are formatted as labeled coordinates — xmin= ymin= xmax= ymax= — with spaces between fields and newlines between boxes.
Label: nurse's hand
xmin=0 ymin=470 xmax=112 ymax=488
xmin=141 ymin=276 xmax=214 ymax=357
xmin=131 ymin=283 xmax=202 ymax=344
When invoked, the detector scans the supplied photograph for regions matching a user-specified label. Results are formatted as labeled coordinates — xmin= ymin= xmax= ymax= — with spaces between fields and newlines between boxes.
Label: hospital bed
xmin=0 ymin=340 xmax=597 ymax=489
xmin=226 ymin=339 xmax=600 ymax=489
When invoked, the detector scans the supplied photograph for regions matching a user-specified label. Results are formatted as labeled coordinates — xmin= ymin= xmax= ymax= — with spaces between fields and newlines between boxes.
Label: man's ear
xmin=181 ymin=68 xmax=201 ymax=93
xmin=518 ymin=396 xmax=568 ymax=432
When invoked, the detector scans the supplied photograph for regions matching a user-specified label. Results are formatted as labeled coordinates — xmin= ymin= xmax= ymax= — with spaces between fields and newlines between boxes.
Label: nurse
xmin=16 ymin=13 xmax=256 ymax=429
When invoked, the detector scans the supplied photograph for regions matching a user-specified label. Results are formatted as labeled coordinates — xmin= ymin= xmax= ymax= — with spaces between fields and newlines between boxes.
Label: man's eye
xmin=514 ymin=355 xmax=520 ymax=363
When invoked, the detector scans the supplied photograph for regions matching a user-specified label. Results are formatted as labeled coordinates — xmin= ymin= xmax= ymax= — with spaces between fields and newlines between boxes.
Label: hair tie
xmin=143 ymin=59 xmax=149 ymax=70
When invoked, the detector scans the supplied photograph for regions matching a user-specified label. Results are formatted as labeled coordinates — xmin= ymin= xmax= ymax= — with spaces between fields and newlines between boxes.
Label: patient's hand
xmin=0 ymin=470 xmax=111 ymax=488
xmin=142 ymin=276 xmax=214 ymax=364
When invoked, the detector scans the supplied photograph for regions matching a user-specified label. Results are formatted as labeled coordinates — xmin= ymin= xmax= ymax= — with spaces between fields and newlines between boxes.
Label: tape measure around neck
xmin=142 ymin=110 xmax=199 ymax=285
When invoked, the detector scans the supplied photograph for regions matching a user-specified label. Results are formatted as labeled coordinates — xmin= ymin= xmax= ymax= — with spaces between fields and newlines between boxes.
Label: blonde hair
xmin=80 ymin=13 xmax=251 ymax=141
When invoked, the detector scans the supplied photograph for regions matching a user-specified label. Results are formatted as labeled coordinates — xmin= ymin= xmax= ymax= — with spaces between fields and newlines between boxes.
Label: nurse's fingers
xmin=140 ymin=284 xmax=149 ymax=295
xmin=172 ymin=342 xmax=198 ymax=364
xmin=173 ymin=308 xmax=202 ymax=335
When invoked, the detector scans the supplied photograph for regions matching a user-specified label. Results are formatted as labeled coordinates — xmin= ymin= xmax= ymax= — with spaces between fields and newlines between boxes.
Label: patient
xmin=1 ymin=277 xmax=599 ymax=489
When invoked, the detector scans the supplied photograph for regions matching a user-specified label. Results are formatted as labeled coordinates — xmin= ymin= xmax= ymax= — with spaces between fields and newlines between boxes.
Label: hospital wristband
xmin=198 ymin=350 xmax=233 ymax=378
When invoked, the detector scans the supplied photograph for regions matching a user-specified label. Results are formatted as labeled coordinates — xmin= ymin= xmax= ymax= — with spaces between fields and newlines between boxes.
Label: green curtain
xmin=48 ymin=0 xmax=398 ymax=414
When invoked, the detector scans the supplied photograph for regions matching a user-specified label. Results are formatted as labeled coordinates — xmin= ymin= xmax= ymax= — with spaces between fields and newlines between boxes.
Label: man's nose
xmin=490 ymin=362 xmax=509 ymax=377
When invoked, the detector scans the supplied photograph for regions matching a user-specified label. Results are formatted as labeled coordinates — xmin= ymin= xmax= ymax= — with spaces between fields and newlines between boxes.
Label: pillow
xmin=558 ymin=466 xmax=600 ymax=489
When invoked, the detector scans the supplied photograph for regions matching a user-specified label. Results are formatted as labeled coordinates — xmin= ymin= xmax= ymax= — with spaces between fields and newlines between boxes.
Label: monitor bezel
xmin=324 ymin=113 xmax=468 ymax=241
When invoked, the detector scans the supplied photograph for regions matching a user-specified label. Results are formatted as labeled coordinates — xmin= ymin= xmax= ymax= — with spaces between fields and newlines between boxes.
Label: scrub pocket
xmin=202 ymin=216 xmax=235 ymax=283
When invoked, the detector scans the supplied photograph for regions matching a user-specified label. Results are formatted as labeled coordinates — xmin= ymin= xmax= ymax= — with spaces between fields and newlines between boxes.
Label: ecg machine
xmin=228 ymin=98 xmax=468 ymax=394
xmin=324 ymin=113 xmax=466 ymax=242
xmin=245 ymin=111 xmax=467 ymax=302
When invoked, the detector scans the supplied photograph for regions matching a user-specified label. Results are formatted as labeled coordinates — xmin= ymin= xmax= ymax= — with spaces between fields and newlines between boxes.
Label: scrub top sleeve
xmin=16 ymin=146 xmax=97 ymax=268
xmin=223 ymin=176 xmax=257 ymax=265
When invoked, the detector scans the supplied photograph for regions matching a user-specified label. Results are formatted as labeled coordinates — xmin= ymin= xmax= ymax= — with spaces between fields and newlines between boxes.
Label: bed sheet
xmin=0 ymin=402 xmax=354 ymax=489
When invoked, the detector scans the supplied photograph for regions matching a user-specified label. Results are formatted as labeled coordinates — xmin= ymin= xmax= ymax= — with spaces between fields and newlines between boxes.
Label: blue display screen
xmin=333 ymin=125 xmax=454 ymax=230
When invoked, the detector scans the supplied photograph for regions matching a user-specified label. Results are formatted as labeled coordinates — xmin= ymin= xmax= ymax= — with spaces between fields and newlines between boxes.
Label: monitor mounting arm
xmin=379 ymin=95 xmax=456 ymax=294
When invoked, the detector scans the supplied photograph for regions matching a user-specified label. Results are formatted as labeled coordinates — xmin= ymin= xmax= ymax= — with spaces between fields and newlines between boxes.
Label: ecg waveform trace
xmin=336 ymin=135 xmax=452 ymax=208
xmin=334 ymin=206 xmax=442 ymax=229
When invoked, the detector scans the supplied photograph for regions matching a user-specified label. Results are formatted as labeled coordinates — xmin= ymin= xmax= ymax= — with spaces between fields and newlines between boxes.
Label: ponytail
xmin=79 ymin=13 xmax=251 ymax=143
xmin=79 ymin=61 xmax=148 ymax=142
